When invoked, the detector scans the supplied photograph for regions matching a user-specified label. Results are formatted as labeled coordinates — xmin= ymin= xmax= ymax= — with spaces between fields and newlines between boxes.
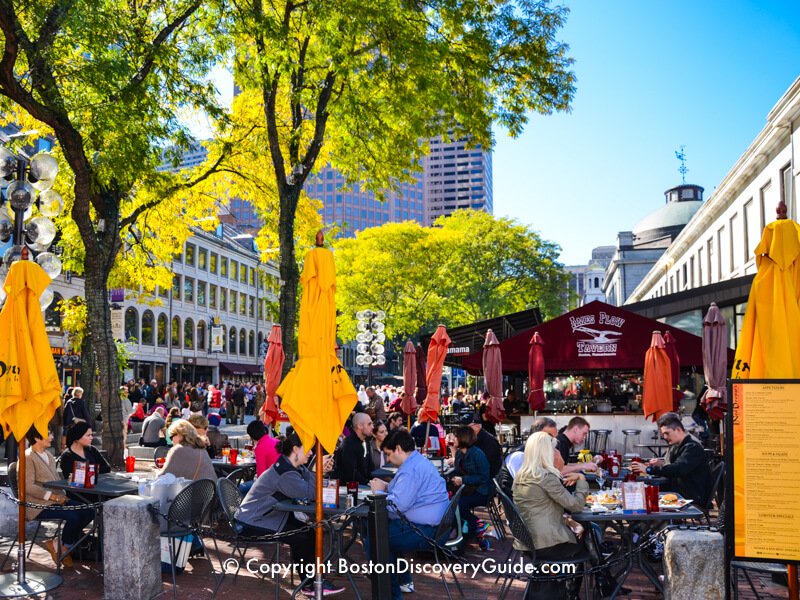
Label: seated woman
xmin=59 ymin=422 xmax=111 ymax=480
xmin=449 ymin=425 xmax=491 ymax=548
xmin=369 ymin=420 xmax=389 ymax=468
xmin=235 ymin=433 xmax=343 ymax=596
xmin=24 ymin=427 xmax=95 ymax=567
xmin=512 ymin=431 xmax=590 ymax=599
xmin=157 ymin=420 xmax=217 ymax=481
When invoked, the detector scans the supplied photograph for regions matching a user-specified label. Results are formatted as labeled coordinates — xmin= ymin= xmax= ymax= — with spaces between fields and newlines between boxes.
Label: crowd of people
xmin=17 ymin=377 xmax=716 ymax=600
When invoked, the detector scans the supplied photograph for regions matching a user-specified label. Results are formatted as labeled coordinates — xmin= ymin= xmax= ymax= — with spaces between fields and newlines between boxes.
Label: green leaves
xmin=334 ymin=210 xmax=569 ymax=345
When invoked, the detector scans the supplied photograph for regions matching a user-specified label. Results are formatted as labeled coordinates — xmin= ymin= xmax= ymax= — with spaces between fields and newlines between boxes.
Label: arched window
xmin=594 ymin=277 xmax=599 ymax=288
xmin=197 ymin=321 xmax=206 ymax=351
xmin=249 ymin=330 xmax=255 ymax=356
xmin=257 ymin=331 xmax=264 ymax=348
xmin=124 ymin=307 xmax=138 ymax=341
xmin=184 ymin=318 xmax=194 ymax=350
xmin=45 ymin=292 xmax=63 ymax=330
xmin=220 ymin=325 xmax=227 ymax=353
xmin=141 ymin=311 xmax=154 ymax=345
xmin=239 ymin=329 xmax=246 ymax=355
xmin=172 ymin=316 xmax=181 ymax=348
xmin=157 ymin=313 xmax=168 ymax=347
xmin=229 ymin=327 xmax=237 ymax=354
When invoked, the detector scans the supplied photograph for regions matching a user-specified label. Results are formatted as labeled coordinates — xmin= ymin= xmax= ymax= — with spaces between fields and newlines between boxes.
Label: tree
xmin=334 ymin=210 xmax=569 ymax=345
xmin=229 ymin=0 xmax=575 ymax=365
xmin=435 ymin=209 xmax=568 ymax=321
xmin=0 ymin=1 xmax=224 ymax=465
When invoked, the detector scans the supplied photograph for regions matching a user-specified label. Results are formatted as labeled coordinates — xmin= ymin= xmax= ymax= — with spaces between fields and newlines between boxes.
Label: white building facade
xmin=625 ymin=77 xmax=800 ymax=343
xmin=47 ymin=225 xmax=279 ymax=387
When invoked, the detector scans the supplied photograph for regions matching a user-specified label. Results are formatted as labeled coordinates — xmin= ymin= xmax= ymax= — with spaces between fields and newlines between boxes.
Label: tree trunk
xmin=278 ymin=185 xmax=301 ymax=374
xmin=79 ymin=335 xmax=96 ymax=417
xmin=84 ymin=263 xmax=124 ymax=467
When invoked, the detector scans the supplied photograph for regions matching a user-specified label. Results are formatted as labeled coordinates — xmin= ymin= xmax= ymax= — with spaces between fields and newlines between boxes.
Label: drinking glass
xmin=596 ymin=468 xmax=605 ymax=490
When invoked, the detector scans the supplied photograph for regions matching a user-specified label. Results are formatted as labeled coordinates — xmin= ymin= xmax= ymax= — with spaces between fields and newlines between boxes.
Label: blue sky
xmin=494 ymin=0 xmax=800 ymax=264
xmin=200 ymin=1 xmax=800 ymax=265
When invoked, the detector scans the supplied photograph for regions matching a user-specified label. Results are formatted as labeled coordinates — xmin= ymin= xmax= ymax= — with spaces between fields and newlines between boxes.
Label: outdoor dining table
xmin=571 ymin=502 xmax=704 ymax=599
xmin=274 ymin=486 xmax=372 ymax=599
xmin=45 ymin=471 xmax=153 ymax=561
xmin=211 ymin=458 xmax=257 ymax=480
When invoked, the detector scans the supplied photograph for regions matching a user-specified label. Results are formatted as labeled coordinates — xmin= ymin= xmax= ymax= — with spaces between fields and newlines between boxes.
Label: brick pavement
xmin=0 ymin=519 xmax=790 ymax=599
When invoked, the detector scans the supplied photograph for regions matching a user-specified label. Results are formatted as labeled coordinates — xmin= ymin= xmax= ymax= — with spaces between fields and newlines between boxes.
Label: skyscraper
xmin=306 ymin=166 xmax=425 ymax=237
xmin=422 ymin=135 xmax=493 ymax=225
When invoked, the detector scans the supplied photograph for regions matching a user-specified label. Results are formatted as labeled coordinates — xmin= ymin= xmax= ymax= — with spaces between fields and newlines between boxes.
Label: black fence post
xmin=367 ymin=493 xmax=392 ymax=599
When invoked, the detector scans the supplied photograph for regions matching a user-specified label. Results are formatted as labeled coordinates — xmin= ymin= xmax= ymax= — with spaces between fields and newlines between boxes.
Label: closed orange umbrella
xmin=643 ymin=331 xmax=672 ymax=422
xmin=482 ymin=329 xmax=505 ymax=423
xmin=401 ymin=340 xmax=418 ymax=416
xmin=420 ymin=325 xmax=450 ymax=423
xmin=260 ymin=324 xmax=284 ymax=426
xmin=527 ymin=331 xmax=546 ymax=412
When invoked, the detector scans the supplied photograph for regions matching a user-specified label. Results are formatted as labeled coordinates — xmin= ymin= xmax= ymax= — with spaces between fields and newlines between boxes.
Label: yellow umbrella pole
xmin=315 ymin=439 xmax=324 ymax=599
xmin=17 ymin=439 xmax=25 ymax=583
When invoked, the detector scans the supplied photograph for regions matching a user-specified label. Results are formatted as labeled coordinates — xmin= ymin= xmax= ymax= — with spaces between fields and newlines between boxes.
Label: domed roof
xmin=633 ymin=200 xmax=703 ymax=235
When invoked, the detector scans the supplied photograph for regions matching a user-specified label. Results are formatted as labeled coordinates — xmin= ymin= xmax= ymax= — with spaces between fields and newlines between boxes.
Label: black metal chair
xmin=153 ymin=445 xmax=170 ymax=462
xmin=5 ymin=462 xmax=68 ymax=573
xmin=225 ymin=468 xmax=247 ymax=489
xmin=214 ymin=477 xmax=281 ymax=599
xmin=163 ymin=479 xmax=217 ymax=600
xmin=699 ymin=461 xmax=725 ymax=525
xmin=494 ymin=483 xmax=592 ymax=600
xmin=431 ymin=485 xmax=466 ymax=600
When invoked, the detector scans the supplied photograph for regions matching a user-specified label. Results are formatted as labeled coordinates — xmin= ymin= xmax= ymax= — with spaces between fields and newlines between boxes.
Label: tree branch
xmin=113 ymin=1 xmax=202 ymax=100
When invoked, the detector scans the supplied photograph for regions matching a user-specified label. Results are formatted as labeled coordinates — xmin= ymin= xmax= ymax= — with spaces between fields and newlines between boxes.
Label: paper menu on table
xmin=622 ymin=481 xmax=646 ymax=513
xmin=322 ymin=478 xmax=339 ymax=508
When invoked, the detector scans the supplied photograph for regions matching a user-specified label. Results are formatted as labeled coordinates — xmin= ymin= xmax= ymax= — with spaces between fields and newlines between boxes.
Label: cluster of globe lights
xmin=0 ymin=147 xmax=63 ymax=309
xmin=355 ymin=310 xmax=386 ymax=367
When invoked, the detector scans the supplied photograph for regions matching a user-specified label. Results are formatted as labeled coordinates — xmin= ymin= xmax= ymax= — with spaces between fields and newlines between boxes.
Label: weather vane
xmin=675 ymin=145 xmax=688 ymax=184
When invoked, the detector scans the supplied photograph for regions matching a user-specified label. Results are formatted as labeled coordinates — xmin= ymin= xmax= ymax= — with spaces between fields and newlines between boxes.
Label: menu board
xmin=730 ymin=381 xmax=800 ymax=563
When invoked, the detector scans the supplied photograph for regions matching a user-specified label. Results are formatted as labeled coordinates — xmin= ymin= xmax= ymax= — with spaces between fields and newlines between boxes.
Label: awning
xmin=461 ymin=300 xmax=734 ymax=375
xmin=421 ymin=307 xmax=543 ymax=368
xmin=219 ymin=361 xmax=262 ymax=376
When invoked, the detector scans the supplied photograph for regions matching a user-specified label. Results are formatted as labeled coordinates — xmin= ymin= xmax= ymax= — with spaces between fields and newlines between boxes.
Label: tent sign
xmin=570 ymin=311 xmax=624 ymax=357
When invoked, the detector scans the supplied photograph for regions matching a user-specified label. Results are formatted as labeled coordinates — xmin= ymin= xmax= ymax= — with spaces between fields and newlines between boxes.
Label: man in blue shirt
xmin=370 ymin=429 xmax=450 ymax=599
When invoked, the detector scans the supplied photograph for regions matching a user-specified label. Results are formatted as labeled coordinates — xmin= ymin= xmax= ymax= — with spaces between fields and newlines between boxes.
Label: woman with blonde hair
xmin=512 ymin=431 xmax=589 ymax=599
xmin=156 ymin=420 xmax=217 ymax=481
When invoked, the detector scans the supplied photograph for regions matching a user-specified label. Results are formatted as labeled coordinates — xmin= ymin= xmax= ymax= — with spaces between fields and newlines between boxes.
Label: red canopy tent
xmin=462 ymin=301 xmax=732 ymax=374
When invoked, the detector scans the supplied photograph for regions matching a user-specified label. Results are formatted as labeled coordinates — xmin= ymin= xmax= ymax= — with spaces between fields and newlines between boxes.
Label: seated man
xmin=370 ymin=429 xmax=450 ymax=599
xmin=335 ymin=413 xmax=374 ymax=484
xmin=498 ymin=417 xmax=563 ymax=499
xmin=387 ymin=412 xmax=405 ymax=432
xmin=631 ymin=412 xmax=711 ymax=504
xmin=555 ymin=416 xmax=601 ymax=475
xmin=462 ymin=412 xmax=503 ymax=478
xmin=140 ymin=406 xmax=166 ymax=448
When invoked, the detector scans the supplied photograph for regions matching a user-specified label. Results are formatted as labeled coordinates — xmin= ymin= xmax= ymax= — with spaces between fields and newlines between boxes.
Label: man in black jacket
xmin=336 ymin=413 xmax=374 ymax=484
xmin=631 ymin=412 xmax=711 ymax=504
xmin=461 ymin=412 xmax=503 ymax=478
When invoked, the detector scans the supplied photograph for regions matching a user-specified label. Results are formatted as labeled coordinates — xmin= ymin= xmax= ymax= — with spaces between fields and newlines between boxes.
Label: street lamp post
xmin=355 ymin=310 xmax=386 ymax=387
xmin=0 ymin=141 xmax=64 ymax=595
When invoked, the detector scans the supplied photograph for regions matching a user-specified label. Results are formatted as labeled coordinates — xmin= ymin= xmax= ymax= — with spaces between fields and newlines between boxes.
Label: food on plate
xmin=661 ymin=493 xmax=679 ymax=505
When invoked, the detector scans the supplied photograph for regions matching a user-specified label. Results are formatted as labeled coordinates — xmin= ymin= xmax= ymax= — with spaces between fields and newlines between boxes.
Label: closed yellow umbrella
xmin=0 ymin=260 xmax=61 ymax=439
xmin=732 ymin=204 xmax=800 ymax=600
xmin=276 ymin=234 xmax=358 ymax=453
xmin=0 ymin=258 xmax=63 ymax=594
xmin=733 ymin=213 xmax=800 ymax=379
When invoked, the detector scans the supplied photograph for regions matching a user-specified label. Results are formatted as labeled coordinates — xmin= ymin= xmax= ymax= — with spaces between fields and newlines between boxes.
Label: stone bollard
xmin=663 ymin=529 xmax=724 ymax=600
xmin=103 ymin=495 xmax=162 ymax=600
